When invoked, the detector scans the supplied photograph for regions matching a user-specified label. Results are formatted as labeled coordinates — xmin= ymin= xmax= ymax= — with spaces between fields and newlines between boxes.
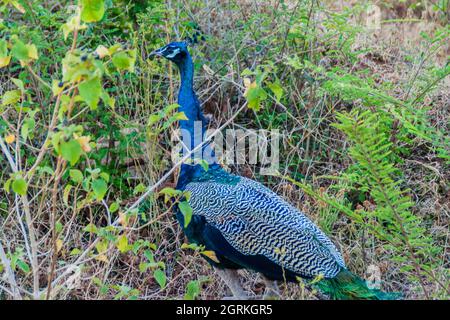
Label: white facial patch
xmin=165 ymin=48 xmax=180 ymax=58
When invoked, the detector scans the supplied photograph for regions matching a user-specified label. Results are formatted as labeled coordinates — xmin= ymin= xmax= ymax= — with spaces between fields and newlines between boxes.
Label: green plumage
xmin=191 ymin=166 xmax=241 ymax=185
xmin=315 ymin=269 xmax=401 ymax=300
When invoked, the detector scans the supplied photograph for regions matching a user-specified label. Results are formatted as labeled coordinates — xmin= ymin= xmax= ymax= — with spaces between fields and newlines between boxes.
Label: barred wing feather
xmin=185 ymin=176 xmax=346 ymax=278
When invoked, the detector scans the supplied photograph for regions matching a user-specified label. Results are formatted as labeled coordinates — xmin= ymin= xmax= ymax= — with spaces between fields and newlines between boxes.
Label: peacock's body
xmin=150 ymin=41 xmax=398 ymax=300
xmin=182 ymin=166 xmax=345 ymax=279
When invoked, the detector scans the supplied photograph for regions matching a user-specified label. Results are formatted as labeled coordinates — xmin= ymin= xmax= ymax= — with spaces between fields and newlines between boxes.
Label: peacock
xmin=149 ymin=40 xmax=399 ymax=300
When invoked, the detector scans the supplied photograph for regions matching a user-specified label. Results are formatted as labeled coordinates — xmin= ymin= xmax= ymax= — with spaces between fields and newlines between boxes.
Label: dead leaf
xmin=76 ymin=135 xmax=91 ymax=152
xmin=201 ymin=250 xmax=220 ymax=263
xmin=56 ymin=239 xmax=63 ymax=253
xmin=243 ymin=77 xmax=257 ymax=97
xmin=95 ymin=45 xmax=110 ymax=58
xmin=5 ymin=134 xmax=15 ymax=144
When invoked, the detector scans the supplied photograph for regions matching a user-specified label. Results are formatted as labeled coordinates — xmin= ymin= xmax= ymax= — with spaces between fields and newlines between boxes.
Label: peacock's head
xmin=149 ymin=41 xmax=189 ymax=64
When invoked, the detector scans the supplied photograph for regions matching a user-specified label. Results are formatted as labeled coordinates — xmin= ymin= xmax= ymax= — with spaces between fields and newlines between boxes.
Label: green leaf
xmin=11 ymin=40 xmax=28 ymax=60
xmin=63 ymin=184 xmax=72 ymax=205
xmin=69 ymin=169 xmax=84 ymax=183
xmin=0 ymin=39 xmax=7 ymax=58
xmin=60 ymin=139 xmax=82 ymax=165
xmin=12 ymin=177 xmax=27 ymax=196
xmin=0 ymin=39 xmax=11 ymax=68
xmin=183 ymin=191 xmax=191 ymax=202
xmin=173 ymin=112 xmax=188 ymax=121
xmin=184 ymin=280 xmax=200 ymax=300
xmin=16 ymin=260 xmax=30 ymax=273
xmin=4 ymin=178 xmax=12 ymax=193
xmin=84 ymin=223 xmax=98 ymax=234
xmin=112 ymin=49 xmax=136 ymax=72
xmin=92 ymin=178 xmax=107 ymax=200
xmin=133 ymin=183 xmax=146 ymax=194
xmin=51 ymin=131 xmax=62 ymax=154
xmin=198 ymin=159 xmax=209 ymax=172
xmin=147 ymin=113 xmax=161 ymax=126
xmin=99 ymin=172 xmax=109 ymax=182
xmin=144 ymin=249 xmax=155 ymax=263
xmin=2 ymin=90 xmax=21 ymax=106
xmin=139 ymin=262 xmax=149 ymax=273
xmin=109 ymin=202 xmax=119 ymax=213
xmin=80 ymin=0 xmax=105 ymax=23
xmin=267 ymin=81 xmax=283 ymax=101
xmin=52 ymin=79 xmax=64 ymax=96
xmin=55 ymin=221 xmax=63 ymax=233
xmin=178 ymin=201 xmax=193 ymax=228
xmin=0 ymin=55 xmax=11 ymax=68
xmin=159 ymin=187 xmax=180 ymax=197
xmin=61 ymin=14 xmax=88 ymax=40
xmin=246 ymin=86 xmax=267 ymax=111
xmin=21 ymin=118 xmax=35 ymax=140
xmin=116 ymin=235 xmax=129 ymax=253
xmin=79 ymin=77 xmax=101 ymax=110
xmin=26 ymin=44 xmax=38 ymax=60
xmin=241 ymin=68 xmax=254 ymax=76
xmin=153 ymin=269 xmax=166 ymax=289
xmin=12 ymin=78 xmax=25 ymax=92
xmin=70 ymin=248 xmax=82 ymax=256
xmin=96 ymin=239 xmax=108 ymax=254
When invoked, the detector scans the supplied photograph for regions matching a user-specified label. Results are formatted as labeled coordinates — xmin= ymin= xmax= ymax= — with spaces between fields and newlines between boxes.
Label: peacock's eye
xmin=165 ymin=47 xmax=181 ymax=58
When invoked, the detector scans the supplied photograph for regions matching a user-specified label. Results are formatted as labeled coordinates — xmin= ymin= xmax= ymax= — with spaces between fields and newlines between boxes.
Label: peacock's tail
xmin=315 ymin=269 xmax=401 ymax=300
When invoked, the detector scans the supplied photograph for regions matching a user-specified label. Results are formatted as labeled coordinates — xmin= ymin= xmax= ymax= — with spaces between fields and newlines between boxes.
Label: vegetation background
xmin=0 ymin=0 xmax=448 ymax=300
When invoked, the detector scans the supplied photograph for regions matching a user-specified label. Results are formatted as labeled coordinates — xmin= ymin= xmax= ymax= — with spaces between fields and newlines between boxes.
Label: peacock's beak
xmin=148 ymin=47 xmax=165 ymax=60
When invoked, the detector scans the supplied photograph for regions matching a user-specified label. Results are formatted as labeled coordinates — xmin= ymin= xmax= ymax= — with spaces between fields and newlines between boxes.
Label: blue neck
xmin=176 ymin=53 xmax=216 ymax=166
xmin=175 ymin=52 xmax=219 ymax=189
xmin=177 ymin=55 xmax=196 ymax=129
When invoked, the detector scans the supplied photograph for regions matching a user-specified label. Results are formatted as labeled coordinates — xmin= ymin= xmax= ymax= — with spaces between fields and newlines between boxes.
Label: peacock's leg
xmin=262 ymin=275 xmax=280 ymax=300
xmin=215 ymin=268 xmax=248 ymax=300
